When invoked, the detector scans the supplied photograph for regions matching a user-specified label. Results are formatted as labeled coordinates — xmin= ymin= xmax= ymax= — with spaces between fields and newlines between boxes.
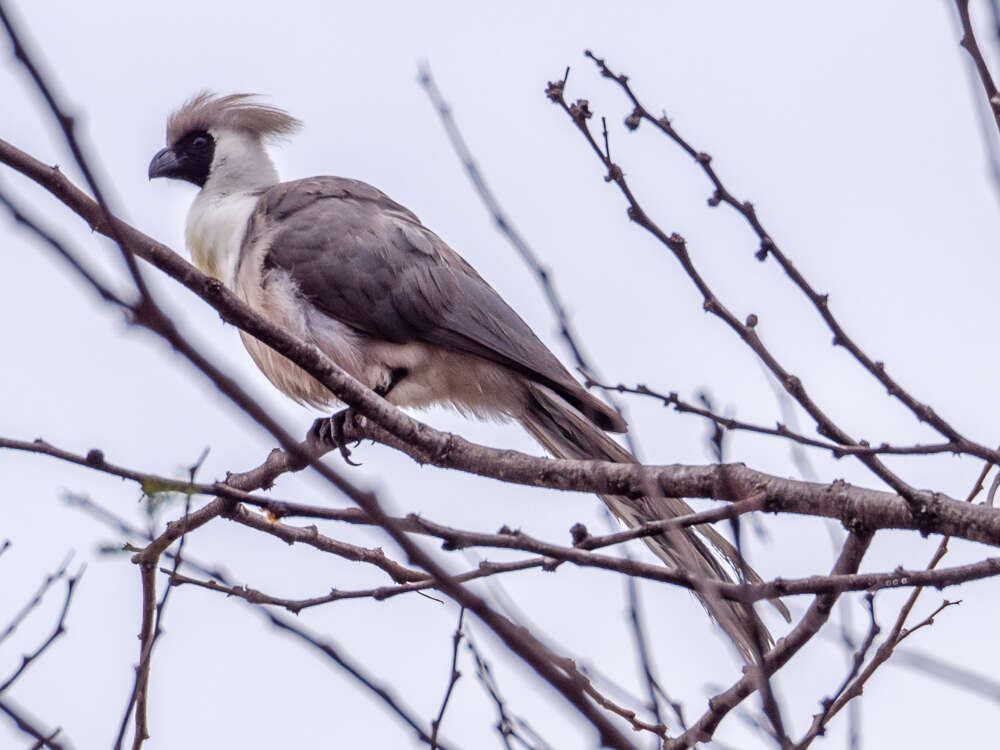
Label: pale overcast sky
xmin=2 ymin=1 xmax=1000 ymax=748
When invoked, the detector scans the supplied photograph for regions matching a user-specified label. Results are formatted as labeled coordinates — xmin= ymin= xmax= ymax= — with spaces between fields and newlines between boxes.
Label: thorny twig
xmin=16 ymin=432 xmax=1000 ymax=605
xmin=0 ymin=559 xmax=82 ymax=750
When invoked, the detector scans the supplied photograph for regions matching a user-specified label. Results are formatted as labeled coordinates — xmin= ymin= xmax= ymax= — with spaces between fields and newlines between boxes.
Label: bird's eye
xmin=192 ymin=135 xmax=209 ymax=148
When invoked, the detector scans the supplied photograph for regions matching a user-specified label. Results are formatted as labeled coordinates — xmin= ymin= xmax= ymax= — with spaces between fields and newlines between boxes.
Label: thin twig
xmin=793 ymin=593 xmax=880 ymax=748
xmin=0 ymin=1 xmax=151 ymax=300
xmin=416 ymin=63 xmax=638 ymax=454
xmin=0 ymin=184 xmax=128 ymax=309
xmin=587 ymin=379 xmax=978 ymax=459
xmin=625 ymin=573 xmax=669 ymax=733
xmin=6 ymin=128 xmax=1000 ymax=548
xmin=794 ymin=463 xmax=992 ymax=745
xmin=0 ymin=554 xmax=73 ymax=648
xmin=267 ymin=611 xmax=456 ymax=750
xmin=956 ymin=0 xmax=1000 ymax=139
xmin=0 ymin=570 xmax=82 ymax=694
xmin=162 ymin=558 xmax=542 ymax=613
xmin=663 ymin=532 xmax=871 ymax=750
xmin=0 ymin=698 xmax=68 ymax=750
xmin=65 ymin=494 xmax=457 ymax=748
xmin=465 ymin=631 xmax=554 ymax=750
xmin=582 ymin=49 xmax=1000 ymax=481
xmin=547 ymin=65 xmax=919 ymax=504
xmin=430 ymin=608 xmax=465 ymax=749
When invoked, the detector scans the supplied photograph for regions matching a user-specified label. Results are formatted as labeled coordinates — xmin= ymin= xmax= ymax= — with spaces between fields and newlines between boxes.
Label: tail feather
xmin=520 ymin=383 xmax=790 ymax=662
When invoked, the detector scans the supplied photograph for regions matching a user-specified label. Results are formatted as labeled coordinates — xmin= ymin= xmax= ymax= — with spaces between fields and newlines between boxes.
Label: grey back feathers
xmin=167 ymin=92 xmax=302 ymax=145
xmin=246 ymin=177 xmax=627 ymax=433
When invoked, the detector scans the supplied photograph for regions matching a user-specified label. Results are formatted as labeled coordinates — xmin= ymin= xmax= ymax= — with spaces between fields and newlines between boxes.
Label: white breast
xmin=185 ymin=190 xmax=262 ymax=286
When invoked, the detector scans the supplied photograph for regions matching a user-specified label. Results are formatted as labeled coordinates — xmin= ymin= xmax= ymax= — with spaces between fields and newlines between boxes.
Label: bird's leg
xmin=309 ymin=368 xmax=409 ymax=467
xmin=309 ymin=409 xmax=362 ymax=467
xmin=377 ymin=367 xmax=409 ymax=398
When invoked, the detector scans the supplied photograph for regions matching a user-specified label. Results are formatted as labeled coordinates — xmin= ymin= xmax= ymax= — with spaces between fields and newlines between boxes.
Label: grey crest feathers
xmin=166 ymin=91 xmax=302 ymax=145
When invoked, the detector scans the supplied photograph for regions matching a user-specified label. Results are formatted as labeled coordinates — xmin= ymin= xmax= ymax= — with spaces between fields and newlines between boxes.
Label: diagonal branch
xmin=0 ymin=570 xmax=82 ymax=694
xmin=581 ymin=50 xmax=1000 ymax=471
xmin=0 ymin=697 xmax=69 ymax=750
xmin=430 ymin=608 xmax=465 ymax=749
xmin=586 ymin=378 xmax=974 ymax=459
xmin=0 ymin=1 xmax=150 ymax=300
xmin=0 ymin=554 xmax=72 ymax=648
xmin=66 ymin=493 xmax=459 ymax=750
xmin=664 ymin=532 xmax=871 ymax=750
xmin=545 ymin=72 xmax=920 ymax=505
xmin=6 ymin=134 xmax=1000 ymax=550
xmin=956 ymin=0 xmax=1000 ymax=138
xmin=417 ymin=64 xmax=637 ymax=454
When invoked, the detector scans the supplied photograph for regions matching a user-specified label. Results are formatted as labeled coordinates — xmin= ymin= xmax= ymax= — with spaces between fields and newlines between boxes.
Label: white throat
xmin=185 ymin=129 xmax=280 ymax=286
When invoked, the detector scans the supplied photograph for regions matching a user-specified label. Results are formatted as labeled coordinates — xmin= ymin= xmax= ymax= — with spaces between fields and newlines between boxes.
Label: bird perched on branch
xmin=149 ymin=92 xmax=789 ymax=660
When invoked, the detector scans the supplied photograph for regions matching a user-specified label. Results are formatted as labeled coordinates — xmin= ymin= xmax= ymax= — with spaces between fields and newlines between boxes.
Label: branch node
xmin=624 ymin=107 xmax=642 ymax=130
xmin=569 ymin=99 xmax=593 ymax=123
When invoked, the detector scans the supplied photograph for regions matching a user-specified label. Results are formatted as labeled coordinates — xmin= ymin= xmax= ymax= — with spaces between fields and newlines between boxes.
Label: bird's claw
xmin=310 ymin=410 xmax=362 ymax=467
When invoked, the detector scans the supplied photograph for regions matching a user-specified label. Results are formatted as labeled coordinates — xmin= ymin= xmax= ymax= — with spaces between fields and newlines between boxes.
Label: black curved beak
xmin=148 ymin=147 xmax=182 ymax=180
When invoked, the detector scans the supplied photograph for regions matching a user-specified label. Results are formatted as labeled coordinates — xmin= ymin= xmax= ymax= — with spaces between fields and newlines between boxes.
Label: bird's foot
xmin=309 ymin=409 xmax=362 ymax=467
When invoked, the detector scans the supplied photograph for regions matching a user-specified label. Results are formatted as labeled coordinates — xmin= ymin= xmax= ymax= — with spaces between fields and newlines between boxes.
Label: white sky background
xmin=2 ymin=1 xmax=999 ymax=748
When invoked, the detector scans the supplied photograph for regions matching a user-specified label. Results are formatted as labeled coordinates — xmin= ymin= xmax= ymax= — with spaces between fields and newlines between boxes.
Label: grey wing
xmin=248 ymin=177 xmax=625 ymax=432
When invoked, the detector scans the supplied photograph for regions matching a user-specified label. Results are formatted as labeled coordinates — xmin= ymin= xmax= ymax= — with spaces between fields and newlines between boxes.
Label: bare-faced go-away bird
xmin=148 ymin=92 xmax=789 ymax=660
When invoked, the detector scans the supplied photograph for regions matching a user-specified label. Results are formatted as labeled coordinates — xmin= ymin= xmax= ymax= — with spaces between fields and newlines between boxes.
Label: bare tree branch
xmin=66 ymin=494 xmax=461 ymax=749
xmin=0 ymin=554 xmax=73 ymax=648
xmin=664 ymin=532 xmax=871 ymax=750
xmin=586 ymin=379 xmax=981 ymax=459
xmin=0 ymin=570 xmax=82 ymax=694
xmin=4 ymin=19 xmax=1000 ymax=747
xmin=0 ymin=0 xmax=150 ymax=299
xmin=0 ymin=698 xmax=69 ymax=750
xmin=265 ymin=610 xmax=458 ymax=750
xmin=956 ymin=0 xmax=1000 ymax=139
xmin=579 ymin=50 xmax=1000 ymax=478
xmin=430 ymin=608 xmax=465 ymax=750
xmin=7 ymin=131 xmax=1000 ymax=553
xmin=417 ymin=63 xmax=637 ymax=454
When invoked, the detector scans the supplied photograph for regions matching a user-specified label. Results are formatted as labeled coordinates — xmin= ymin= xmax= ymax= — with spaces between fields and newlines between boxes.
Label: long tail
xmin=520 ymin=383 xmax=790 ymax=662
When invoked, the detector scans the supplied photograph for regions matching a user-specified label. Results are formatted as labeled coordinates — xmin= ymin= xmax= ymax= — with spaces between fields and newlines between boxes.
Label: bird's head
xmin=148 ymin=92 xmax=301 ymax=190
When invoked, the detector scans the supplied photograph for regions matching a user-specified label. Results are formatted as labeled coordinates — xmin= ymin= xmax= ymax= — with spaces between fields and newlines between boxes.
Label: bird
xmin=148 ymin=92 xmax=789 ymax=660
